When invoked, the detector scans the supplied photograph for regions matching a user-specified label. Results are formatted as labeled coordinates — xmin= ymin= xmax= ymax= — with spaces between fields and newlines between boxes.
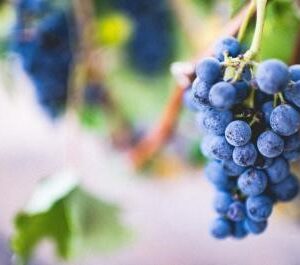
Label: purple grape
xmin=246 ymin=195 xmax=273 ymax=222
xmin=257 ymin=130 xmax=284 ymax=158
xmin=270 ymin=104 xmax=300 ymax=136
xmin=227 ymin=201 xmax=246 ymax=222
xmin=289 ymin=64 xmax=300 ymax=82
xmin=233 ymin=143 xmax=257 ymax=167
xmin=266 ymin=157 xmax=289 ymax=184
xmin=214 ymin=37 xmax=241 ymax=61
xmin=195 ymin=57 xmax=221 ymax=85
xmin=270 ymin=174 xmax=299 ymax=202
xmin=238 ymin=168 xmax=268 ymax=196
xmin=209 ymin=81 xmax=236 ymax=110
xmin=256 ymin=59 xmax=289 ymax=94
xmin=225 ymin=120 xmax=251 ymax=147
xmin=210 ymin=217 xmax=231 ymax=239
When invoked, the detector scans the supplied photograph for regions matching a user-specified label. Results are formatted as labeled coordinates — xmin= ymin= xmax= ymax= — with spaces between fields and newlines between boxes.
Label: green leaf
xmin=12 ymin=171 xmax=131 ymax=265
xmin=243 ymin=0 xmax=300 ymax=63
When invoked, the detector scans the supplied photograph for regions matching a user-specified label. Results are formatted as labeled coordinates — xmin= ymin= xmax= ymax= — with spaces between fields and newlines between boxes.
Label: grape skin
xmin=225 ymin=120 xmax=251 ymax=147
xmin=195 ymin=57 xmax=221 ymax=85
xmin=227 ymin=201 xmax=246 ymax=222
xmin=255 ymin=59 xmax=289 ymax=94
xmin=246 ymin=195 xmax=273 ymax=222
xmin=238 ymin=168 xmax=268 ymax=196
xmin=289 ymin=64 xmax=300 ymax=82
xmin=210 ymin=217 xmax=231 ymax=239
xmin=266 ymin=157 xmax=289 ymax=184
xmin=284 ymin=132 xmax=300 ymax=152
xmin=261 ymin=101 xmax=273 ymax=125
xmin=213 ymin=192 xmax=233 ymax=214
xmin=214 ymin=37 xmax=241 ymax=61
xmin=209 ymin=81 xmax=236 ymax=110
xmin=233 ymin=143 xmax=258 ymax=167
xmin=270 ymin=174 xmax=299 ymax=202
xmin=202 ymin=108 xmax=233 ymax=136
xmin=284 ymin=81 xmax=300 ymax=108
xmin=205 ymin=161 xmax=232 ymax=190
xmin=205 ymin=135 xmax=234 ymax=161
xmin=257 ymin=130 xmax=284 ymax=158
xmin=270 ymin=104 xmax=300 ymax=136
xmin=221 ymin=159 xmax=245 ymax=176
xmin=244 ymin=218 xmax=267 ymax=235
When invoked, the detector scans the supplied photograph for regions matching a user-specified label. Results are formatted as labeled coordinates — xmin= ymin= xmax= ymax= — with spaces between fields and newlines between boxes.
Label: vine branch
xmin=129 ymin=3 xmax=253 ymax=169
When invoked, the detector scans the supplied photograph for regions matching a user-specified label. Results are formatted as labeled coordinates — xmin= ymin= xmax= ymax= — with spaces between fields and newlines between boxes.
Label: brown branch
xmin=128 ymin=3 xmax=252 ymax=170
xmin=290 ymin=27 xmax=300 ymax=65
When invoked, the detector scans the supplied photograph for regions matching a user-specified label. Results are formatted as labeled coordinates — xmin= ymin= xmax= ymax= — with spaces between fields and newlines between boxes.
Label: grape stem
xmin=129 ymin=3 xmax=253 ymax=169
xmin=244 ymin=0 xmax=268 ymax=60
xmin=237 ymin=0 xmax=256 ymax=42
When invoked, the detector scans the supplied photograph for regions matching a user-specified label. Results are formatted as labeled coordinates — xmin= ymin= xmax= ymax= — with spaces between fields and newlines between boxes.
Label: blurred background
xmin=1 ymin=0 xmax=300 ymax=264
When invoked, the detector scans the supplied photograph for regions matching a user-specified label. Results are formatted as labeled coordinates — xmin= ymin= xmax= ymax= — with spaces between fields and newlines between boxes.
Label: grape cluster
xmin=12 ymin=0 xmax=74 ymax=118
xmin=115 ymin=0 xmax=174 ymax=74
xmin=184 ymin=36 xmax=300 ymax=239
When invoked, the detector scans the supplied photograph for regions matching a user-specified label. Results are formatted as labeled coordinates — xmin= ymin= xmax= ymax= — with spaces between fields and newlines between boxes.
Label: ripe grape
xmin=284 ymin=81 xmax=300 ymax=108
xmin=246 ymin=195 xmax=273 ymax=222
xmin=209 ymin=82 xmax=236 ymax=110
xmin=233 ymin=143 xmax=257 ymax=167
xmin=213 ymin=192 xmax=233 ymax=214
xmin=289 ymin=64 xmax=300 ymax=82
xmin=195 ymin=57 xmax=221 ymax=85
xmin=202 ymin=108 xmax=233 ymax=136
xmin=266 ymin=157 xmax=289 ymax=184
xmin=255 ymin=59 xmax=289 ymax=94
xmin=270 ymin=174 xmax=299 ymax=202
xmin=257 ymin=130 xmax=284 ymax=158
xmin=270 ymin=104 xmax=300 ymax=136
xmin=185 ymin=38 xmax=300 ymax=239
xmin=214 ymin=37 xmax=241 ymax=61
xmin=225 ymin=120 xmax=251 ymax=147
xmin=238 ymin=168 xmax=268 ymax=196
xmin=210 ymin=217 xmax=231 ymax=239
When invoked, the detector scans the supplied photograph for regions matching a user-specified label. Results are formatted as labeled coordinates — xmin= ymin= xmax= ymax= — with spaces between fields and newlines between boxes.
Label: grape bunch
xmin=184 ymin=36 xmax=300 ymax=239
xmin=12 ymin=0 xmax=75 ymax=118
xmin=115 ymin=0 xmax=174 ymax=74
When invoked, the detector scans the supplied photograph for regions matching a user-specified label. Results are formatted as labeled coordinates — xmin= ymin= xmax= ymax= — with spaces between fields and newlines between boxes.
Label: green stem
xmin=278 ymin=92 xmax=286 ymax=104
xmin=244 ymin=0 xmax=268 ymax=60
xmin=237 ymin=0 xmax=256 ymax=42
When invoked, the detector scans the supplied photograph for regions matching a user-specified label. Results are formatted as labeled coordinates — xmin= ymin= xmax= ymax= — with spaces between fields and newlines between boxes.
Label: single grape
xmin=261 ymin=101 xmax=274 ymax=125
xmin=246 ymin=195 xmax=273 ymax=222
xmin=192 ymin=78 xmax=211 ymax=106
xmin=284 ymin=132 xmax=300 ymax=152
xmin=221 ymin=159 xmax=245 ymax=176
xmin=213 ymin=191 xmax=233 ymax=214
xmin=233 ymin=143 xmax=258 ymax=167
xmin=284 ymin=81 xmax=300 ymax=108
xmin=227 ymin=201 xmax=246 ymax=222
xmin=238 ymin=168 xmax=268 ymax=196
xmin=195 ymin=57 xmax=221 ymax=85
xmin=209 ymin=81 xmax=236 ymax=110
xmin=214 ymin=36 xmax=241 ymax=61
xmin=289 ymin=64 xmax=300 ymax=82
xmin=202 ymin=108 xmax=233 ymax=136
xmin=266 ymin=157 xmax=289 ymax=184
xmin=225 ymin=120 xmax=251 ymax=147
xmin=270 ymin=174 xmax=299 ymax=202
xmin=232 ymin=221 xmax=248 ymax=239
xmin=270 ymin=104 xmax=300 ymax=136
xmin=255 ymin=59 xmax=289 ymax=94
xmin=244 ymin=218 xmax=267 ymax=235
xmin=205 ymin=161 xmax=232 ymax=190
xmin=257 ymin=130 xmax=284 ymax=158
xmin=210 ymin=217 xmax=231 ymax=239
xmin=283 ymin=149 xmax=300 ymax=162
xmin=204 ymin=135 xmax=234 ymax=161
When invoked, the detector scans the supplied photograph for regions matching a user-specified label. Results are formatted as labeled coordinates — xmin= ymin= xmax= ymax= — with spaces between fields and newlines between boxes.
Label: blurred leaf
xmin=192 ymin=0 xmax=217 ymax=12
xmin=80 ymin=106 xmax=106 ymax=130
xmin=95 ymin=13 xmax=132 ymax=47
xmin=12 ymin=171 xmax=131 ymax=265
xmin=230 ymin=0 xmax=247 ymax=16
xmin=243 ymin=0 xmax=300 ymax=63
